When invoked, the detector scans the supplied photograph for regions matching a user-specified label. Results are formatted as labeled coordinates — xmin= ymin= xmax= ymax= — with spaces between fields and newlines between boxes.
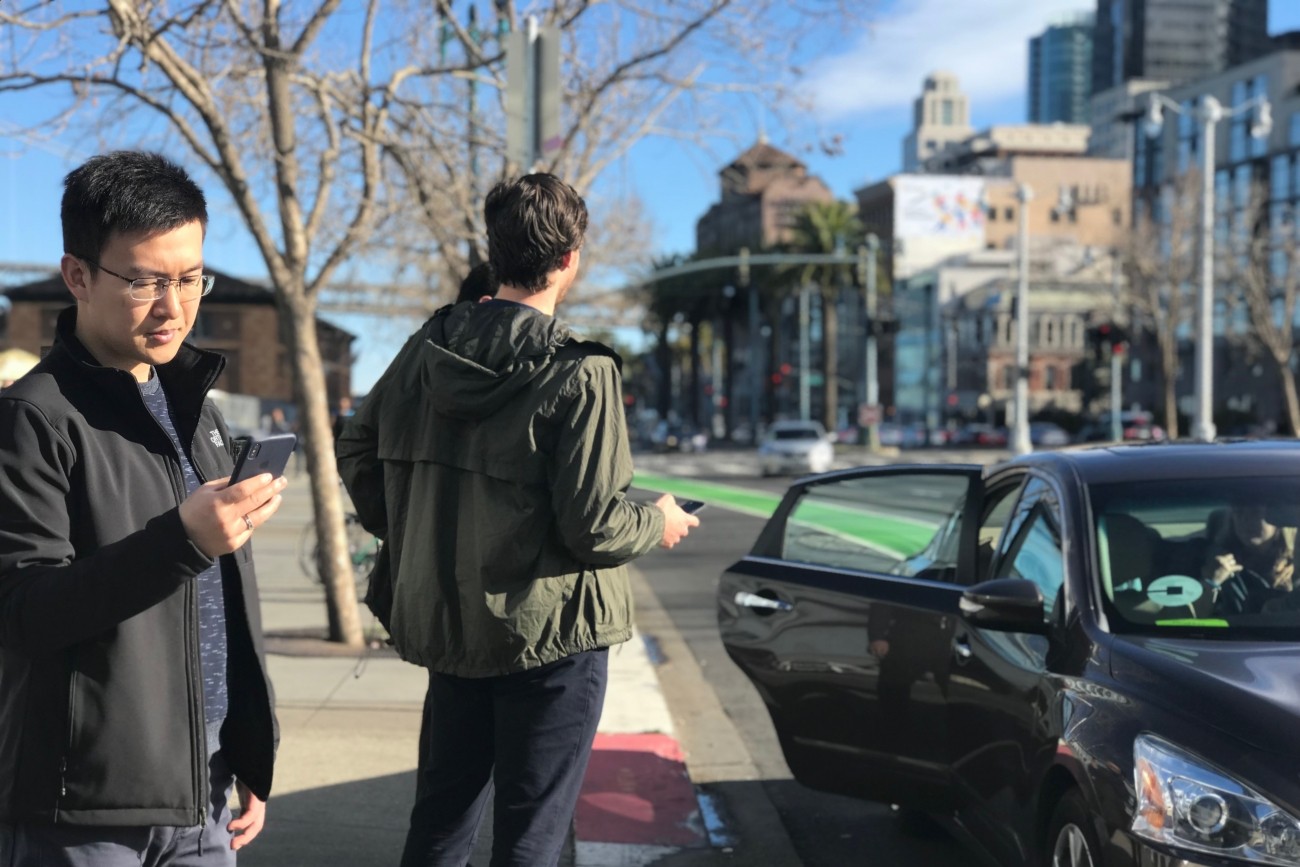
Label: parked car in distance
xmin=650 ymin=420 xmax=708 ymax=453
xmin=1077 ymin=411 xmax=1167 ymax=444
xmin=758 ymin=420 xmax=834 ymax=476
xmin=952 ymin=423 xmax=1009 ymax=447
xmin=1029 ymin=421 xmax=1071 ymax=447
xmin=719 ymin=442 xmax=1300 ymax=867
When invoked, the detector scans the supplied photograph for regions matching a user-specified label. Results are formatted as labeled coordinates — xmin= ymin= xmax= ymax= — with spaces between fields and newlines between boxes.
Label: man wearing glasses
xmin=0 ymin=151 xmax=283 ymax=865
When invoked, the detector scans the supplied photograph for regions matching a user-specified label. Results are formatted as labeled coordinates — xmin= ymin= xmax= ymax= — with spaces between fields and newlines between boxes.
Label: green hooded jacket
xmin=337 ymin=301 xmax=665 ymax=677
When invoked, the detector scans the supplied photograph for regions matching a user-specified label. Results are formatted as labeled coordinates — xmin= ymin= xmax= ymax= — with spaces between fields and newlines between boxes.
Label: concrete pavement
xmin=239 ymin=475 xmax=706 ymax=867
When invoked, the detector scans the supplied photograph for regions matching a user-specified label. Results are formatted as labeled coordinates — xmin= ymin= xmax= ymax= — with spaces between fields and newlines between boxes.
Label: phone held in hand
xmin=677 ymin=499 xmax=707 ymax=515
xmin=229 ymin=433 xmax=297 ymax=486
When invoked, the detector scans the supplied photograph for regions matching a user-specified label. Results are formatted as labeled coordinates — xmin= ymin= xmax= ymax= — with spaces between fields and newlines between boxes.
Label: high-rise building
xmin=902 ymin=72 xmax=974 ymax=172
xmin=1092 ymin=0 xmax=1270 ymax=95
xmin=1030 ymin=13 xmax=1095 ymax=124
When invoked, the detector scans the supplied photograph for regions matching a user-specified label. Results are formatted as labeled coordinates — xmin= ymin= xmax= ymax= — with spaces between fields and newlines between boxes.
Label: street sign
xmin=858 ymin=404 xmax=881 ymax=426
xmin=506 ymin=18 xmax=561 ymax=171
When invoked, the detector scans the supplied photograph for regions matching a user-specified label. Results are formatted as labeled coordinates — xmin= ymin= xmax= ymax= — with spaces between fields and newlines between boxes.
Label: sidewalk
xmin=240 ymin=476 xmax=705 ymax=867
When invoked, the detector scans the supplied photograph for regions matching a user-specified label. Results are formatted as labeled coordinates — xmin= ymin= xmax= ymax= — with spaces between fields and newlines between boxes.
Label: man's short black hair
xmin=484 ymin=173 xmax=587 ymax=294
xmin=456 ymin=262 xmax=498 ymax=304
xmin=61 ymin=151 xmax=207 ymax=269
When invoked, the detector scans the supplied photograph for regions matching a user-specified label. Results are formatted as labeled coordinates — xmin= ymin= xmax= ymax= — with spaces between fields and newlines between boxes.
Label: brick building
xmin=695 ymin=141 xmax=834 ymax=254
xmin=2 ymin=269 xmax=354 ymax=405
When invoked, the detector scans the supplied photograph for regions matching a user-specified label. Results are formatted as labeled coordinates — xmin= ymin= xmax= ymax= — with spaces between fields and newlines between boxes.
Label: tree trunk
xmin=1279 ymin=359 xmax=1300 ymax=436
xmin=688 ymin=316 xmax=703 ymax=428
xmin=655 ymin=321 xmax=672 ymax=419
xmin=281 ymin=292 xmax=364 ymax=647
xmin=1161 ymin=338 xmax=1181 ymax=440
xmin=722 ymin=307 xmax=735 ymax=439
xmin=821 ymin=285 xmax=839 ymax=432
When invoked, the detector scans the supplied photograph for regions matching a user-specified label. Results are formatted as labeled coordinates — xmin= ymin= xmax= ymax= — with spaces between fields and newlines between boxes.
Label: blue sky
xmin=5 ymin=1 xmax=1300 ymax=389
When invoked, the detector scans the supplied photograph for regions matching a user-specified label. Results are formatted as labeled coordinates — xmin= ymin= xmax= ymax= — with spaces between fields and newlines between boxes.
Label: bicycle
xmin=298 ymin=512 xmax=382 ymax=588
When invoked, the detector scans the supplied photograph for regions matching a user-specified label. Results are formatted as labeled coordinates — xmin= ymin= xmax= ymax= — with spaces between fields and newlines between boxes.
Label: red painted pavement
xmin=575 ymin=733 xmax=706 ymax=847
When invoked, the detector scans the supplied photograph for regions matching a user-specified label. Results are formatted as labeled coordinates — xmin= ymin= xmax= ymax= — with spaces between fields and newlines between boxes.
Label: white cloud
xmin=803 ymin=0 xmax=1093 ymax=119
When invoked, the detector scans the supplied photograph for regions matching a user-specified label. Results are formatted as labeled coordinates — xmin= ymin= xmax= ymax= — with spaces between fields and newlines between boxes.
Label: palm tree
xmin=787 ymin=201 xmax=865 ymax=431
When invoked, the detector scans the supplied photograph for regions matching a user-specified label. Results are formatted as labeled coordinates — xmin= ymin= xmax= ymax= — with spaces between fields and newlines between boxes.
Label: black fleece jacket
xmin=0 ymin=307 xmax=276 ymax=827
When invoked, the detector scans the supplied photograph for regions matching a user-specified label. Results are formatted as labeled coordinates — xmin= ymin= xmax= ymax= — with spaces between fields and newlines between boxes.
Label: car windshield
xmin=771 ymin=427 xmax=822 ymax=441
xmin=1091 ymin=477 xmax=1300 ymax=639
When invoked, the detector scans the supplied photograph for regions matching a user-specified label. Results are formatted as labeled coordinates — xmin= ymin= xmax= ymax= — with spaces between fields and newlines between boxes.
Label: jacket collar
xmin=51 ymin=306 xmax=226 ymax=421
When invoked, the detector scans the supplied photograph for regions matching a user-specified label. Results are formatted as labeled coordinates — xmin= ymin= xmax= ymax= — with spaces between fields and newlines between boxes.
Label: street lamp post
xmin=1012 ymin=183 xmax=1033 ymax=456
xmin=863 ymin=235 xmax=881 ymax=450
xmin=1144 ymin=91 xmax=1272 ymax=441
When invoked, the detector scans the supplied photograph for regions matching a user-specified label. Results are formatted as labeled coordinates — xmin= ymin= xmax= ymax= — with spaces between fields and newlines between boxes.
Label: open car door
xmin=718 ymin=465 xmax=983 ymax=808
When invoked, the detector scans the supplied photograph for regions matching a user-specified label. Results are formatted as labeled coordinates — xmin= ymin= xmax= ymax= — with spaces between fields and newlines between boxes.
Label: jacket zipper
xmin=57 ymin=667 xmax=77 ymax=819
xmin=139 ymin=384 xmax=208 ymax=827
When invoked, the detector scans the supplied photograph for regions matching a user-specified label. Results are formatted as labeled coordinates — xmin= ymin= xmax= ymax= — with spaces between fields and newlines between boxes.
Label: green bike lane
xmin=634 ymin=471 xmax=939 ymax=560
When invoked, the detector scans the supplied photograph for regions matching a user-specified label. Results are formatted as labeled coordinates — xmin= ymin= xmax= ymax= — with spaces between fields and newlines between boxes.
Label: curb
xmin=577 ymin=631 xmax=711 ymax=865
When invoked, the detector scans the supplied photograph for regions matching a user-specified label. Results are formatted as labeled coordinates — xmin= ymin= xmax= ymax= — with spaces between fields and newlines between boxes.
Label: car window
xmin=975 ymin=479 xmax=1023 ymax=581
xmin=1091 ymin=477 xmax=1300 ymax=637
xmin=996 ymin=507 xmax=1066 ymax=620
xmin=781 ymin=473 xmax=973 ymax=581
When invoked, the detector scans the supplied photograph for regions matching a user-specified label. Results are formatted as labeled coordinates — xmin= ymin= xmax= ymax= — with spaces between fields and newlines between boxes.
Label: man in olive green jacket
xmin=337 ymin=173 xmax=697 ymax=867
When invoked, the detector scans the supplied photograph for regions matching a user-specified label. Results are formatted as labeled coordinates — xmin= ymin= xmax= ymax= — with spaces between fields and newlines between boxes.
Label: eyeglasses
xmin=83 ymin=258 xmax=215 ymax=302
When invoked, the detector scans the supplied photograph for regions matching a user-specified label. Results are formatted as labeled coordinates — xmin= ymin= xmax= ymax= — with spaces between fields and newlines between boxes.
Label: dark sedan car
xmin=718 ymin=442 xmax=1300 ymax=867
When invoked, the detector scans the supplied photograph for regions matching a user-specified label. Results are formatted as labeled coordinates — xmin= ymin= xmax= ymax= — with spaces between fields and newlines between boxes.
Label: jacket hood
xmin=1110 ymin=635 xmax=1300 ymax=759
xmin=421 ymin=301 xmax=580 ymax=420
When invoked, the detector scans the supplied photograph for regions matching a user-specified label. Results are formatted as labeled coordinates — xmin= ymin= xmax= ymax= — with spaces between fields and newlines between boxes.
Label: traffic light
xmin=1086 ymin=323 xmax=1129 ymax=362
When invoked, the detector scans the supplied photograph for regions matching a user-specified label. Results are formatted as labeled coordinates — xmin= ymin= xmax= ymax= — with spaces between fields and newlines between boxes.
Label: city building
xmin=983 ymin=156 xmax=1131 ymax=251
xmin=1089 ymin=78 xmax=1170 ymax=159
xmin=901 ymin=72 xmax=974 ymax=173
xmin=896 ymin=245 xmax=1121 ymax=427
xmin=694 ymin=140 xmax=834 ymax=254
xmin=1129 ymin=48 xmax=1300 ymax=428
xmin=921 ymin=124 xmax=1092 ymax=175
xmin=2 ymin=269 xmax=356 ymax=406
xmin=1092 ymin=0 xmax=1270 ymax=95
xmin=1029 ymin=13 xmax=1095 ymax=125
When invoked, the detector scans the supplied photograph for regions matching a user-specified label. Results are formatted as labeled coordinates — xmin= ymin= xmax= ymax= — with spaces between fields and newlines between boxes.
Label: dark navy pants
xmin=400 ymin=648 xmax=609 ymax=867
xmin=0 ymin=753 xmax=236 ymax=867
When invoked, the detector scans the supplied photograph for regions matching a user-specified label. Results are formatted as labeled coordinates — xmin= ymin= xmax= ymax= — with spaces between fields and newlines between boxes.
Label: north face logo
xmin=209 ymin=429 xmax=224 ymax=448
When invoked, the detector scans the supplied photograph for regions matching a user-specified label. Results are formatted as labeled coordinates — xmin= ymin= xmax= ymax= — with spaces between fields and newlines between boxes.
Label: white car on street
xmin=758 ymin=420 xmax=834 ymax=476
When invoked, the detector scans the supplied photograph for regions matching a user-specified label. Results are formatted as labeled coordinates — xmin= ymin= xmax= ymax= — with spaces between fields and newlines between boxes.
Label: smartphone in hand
xmin=677 ymin=499 xmax=708 ymax=515
xmin=229 ymin=433 xmax=297 ymax=486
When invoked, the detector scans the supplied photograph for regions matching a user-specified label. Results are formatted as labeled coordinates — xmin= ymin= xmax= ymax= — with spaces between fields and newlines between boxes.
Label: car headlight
xmin=1134 ymin=734 xmax=1300 ymax=864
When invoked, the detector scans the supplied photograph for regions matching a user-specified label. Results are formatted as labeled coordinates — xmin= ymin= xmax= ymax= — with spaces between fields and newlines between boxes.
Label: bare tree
xmin=1 ymin=1 xmax=862 ymax=643
xmin=1124 ymin=173 xmax=1201 ymax=439
xmin=1220 ymin=184 xmax=1300 ymax=434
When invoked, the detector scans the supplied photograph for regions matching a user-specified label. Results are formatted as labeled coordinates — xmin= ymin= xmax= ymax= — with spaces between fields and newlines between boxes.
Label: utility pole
xmin=740 ymin=248 xmax=760 ymax=440
xmin=1111 ymin=254 xmax=1124 ymax=443
xmin=799 ymin=283 xmax=812 ymax=422
xmin=862 ymin=237 xmax=881 ymax=450
xmin=1012 ymin=183 xmax=1033 ymax=456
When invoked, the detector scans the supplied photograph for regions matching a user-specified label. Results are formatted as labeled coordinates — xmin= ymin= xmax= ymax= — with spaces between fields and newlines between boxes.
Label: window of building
xmin=1272 ymin=154 xmax=1293 ymax=203
xmin=1045 ymin=365 xmax=1059 ymax=390
xmin=942 ymin=100 xmax=954 ymax=125
xmin=1005 ymin=207 xmax=1015 ymax=221
xmin=988 ymin=207 xmax=998 ymax=222
xmin=1112 ymin=207 xmax=1123 ymax=226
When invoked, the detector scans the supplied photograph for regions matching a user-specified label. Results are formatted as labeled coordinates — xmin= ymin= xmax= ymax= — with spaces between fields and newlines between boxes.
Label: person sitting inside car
xmin=1200 ymin=503 xmax=1295 ymax=615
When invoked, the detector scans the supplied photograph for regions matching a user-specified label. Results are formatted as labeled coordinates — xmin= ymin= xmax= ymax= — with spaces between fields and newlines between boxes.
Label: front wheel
xmin=1043 ymin=789 xmax=1102 ymax=867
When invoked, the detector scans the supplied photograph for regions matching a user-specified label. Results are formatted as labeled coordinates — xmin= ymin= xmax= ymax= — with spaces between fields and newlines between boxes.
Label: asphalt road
xmin=631 ymin=468 xmax=975 ymax=866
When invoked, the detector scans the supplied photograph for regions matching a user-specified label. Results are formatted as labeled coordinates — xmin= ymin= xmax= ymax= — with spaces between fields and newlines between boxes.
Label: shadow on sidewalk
xmin=240 ymin=771 xmax=414 ymax=867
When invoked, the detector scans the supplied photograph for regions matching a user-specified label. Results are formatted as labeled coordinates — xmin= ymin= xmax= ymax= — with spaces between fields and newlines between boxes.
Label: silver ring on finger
xmin=243 ymin=514 xmax=254 ymax=532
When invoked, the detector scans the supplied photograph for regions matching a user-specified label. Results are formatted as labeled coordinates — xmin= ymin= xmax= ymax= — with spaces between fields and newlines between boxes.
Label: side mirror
xmin=960 ymin=578 xmax=1047 ymax=634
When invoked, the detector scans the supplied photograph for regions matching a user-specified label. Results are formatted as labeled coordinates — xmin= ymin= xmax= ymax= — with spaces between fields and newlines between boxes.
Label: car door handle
xmin=954 ymin=638 xmax=973 ymax=661
xmin=734 ymin=591 xmax=793 ymax=612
